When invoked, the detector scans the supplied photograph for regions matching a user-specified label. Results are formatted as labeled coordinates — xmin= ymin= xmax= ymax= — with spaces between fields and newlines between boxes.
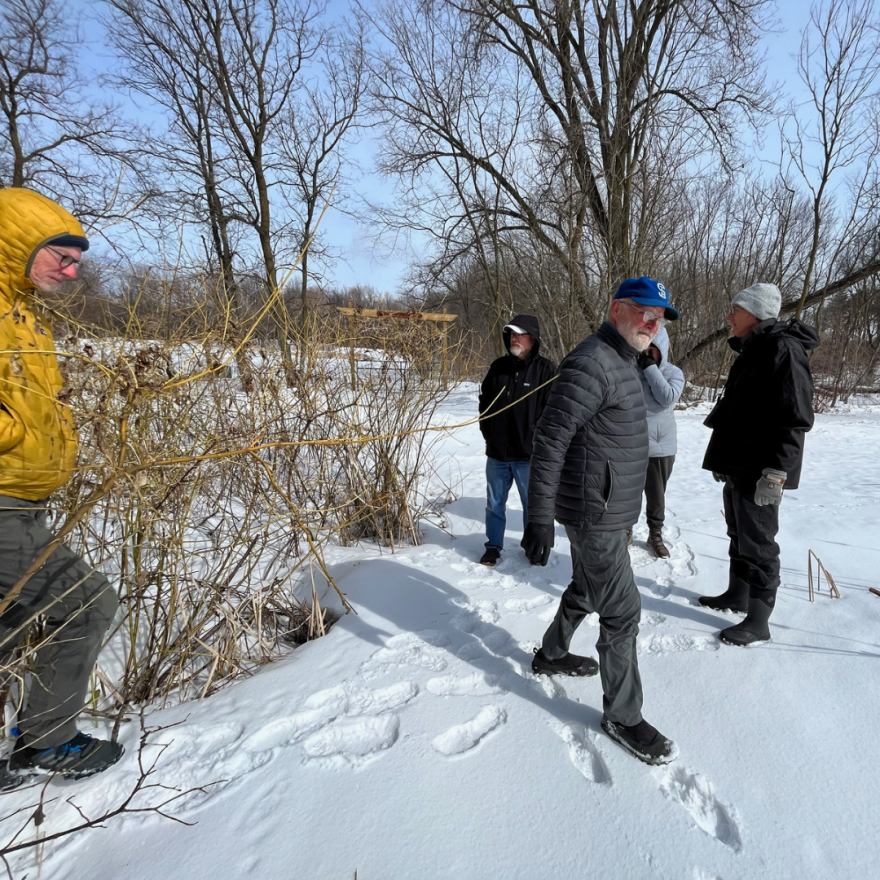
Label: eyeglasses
xmin=620 ymin=299 xmax=666 ymax=327
xmin=44 ymin=245 xmax=83 ymax=270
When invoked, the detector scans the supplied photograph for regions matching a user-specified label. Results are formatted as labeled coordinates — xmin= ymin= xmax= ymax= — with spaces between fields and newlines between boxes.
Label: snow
xmin=3 ymin=386 xmax=879 ymax=880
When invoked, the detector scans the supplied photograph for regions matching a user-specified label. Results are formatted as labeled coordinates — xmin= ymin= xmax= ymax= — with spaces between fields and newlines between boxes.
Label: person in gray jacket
xmin=521 ymin=277 xmax=679 ymax=765
xmin=635 ymin=327 xmax=685 ymax=558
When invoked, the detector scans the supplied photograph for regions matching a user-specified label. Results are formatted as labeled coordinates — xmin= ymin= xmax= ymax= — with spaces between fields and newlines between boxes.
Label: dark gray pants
xmin=723 ymin=478 xmax=780 ymax=601
xmin=642 ymin=455 xmax=675 ymax=533
xmin=0 ymin=495 xmax=118 ymax=748
xmin=541 ymin=526 xmax=643 ymax=726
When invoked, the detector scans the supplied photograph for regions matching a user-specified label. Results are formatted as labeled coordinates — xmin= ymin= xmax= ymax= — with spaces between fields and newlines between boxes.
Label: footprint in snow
xmin=654 ymin=764 xmax=742 ymax=852
xmin=638 ymin=634 xmax=720 ymax=655
xmin=640 ymin=611 xmax=667 ymax=627
xmin=504 ymin=595 xmax=553 ymax=613
xmin=302 ymin=714 xmax=400 ymax=765
xmin=555 ymin=723 xmax=611 ymax=786
xmin=426 ymin=672 xmax=502 ymax=697
xmin=245 ymin=682 xmax=418 ymax=752
xmin=156 ymin=722 xmax=271 ymax=802
xmin=432 ymin=706 xmax=507 ymax=756
xmin=359 ymin=632 xmax=449 ymax=679
xmin=450 ymin=597 xmax=501 ymax=623
xmin=649 ymin=579 xmax=673 ymax=599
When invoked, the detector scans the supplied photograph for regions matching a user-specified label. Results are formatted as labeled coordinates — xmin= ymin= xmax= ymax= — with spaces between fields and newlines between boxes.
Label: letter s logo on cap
xmin=657 ymin=282 xmax=668 ymax=300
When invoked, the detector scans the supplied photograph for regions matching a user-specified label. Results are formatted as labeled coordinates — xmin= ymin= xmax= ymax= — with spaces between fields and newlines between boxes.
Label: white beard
xmin=621 ymin=325 xmax=656 ymax=352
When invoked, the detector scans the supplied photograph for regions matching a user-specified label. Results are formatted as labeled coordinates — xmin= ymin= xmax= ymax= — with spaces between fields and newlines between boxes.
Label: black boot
xmin=699 ymin=573 xmax=749 ymax=613
xmin=719 ymin=592 xmax=774 ymax=646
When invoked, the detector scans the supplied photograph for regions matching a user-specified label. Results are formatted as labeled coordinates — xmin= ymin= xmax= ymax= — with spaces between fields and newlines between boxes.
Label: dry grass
xmin=2 ymin=276 xmax=464 ymax=725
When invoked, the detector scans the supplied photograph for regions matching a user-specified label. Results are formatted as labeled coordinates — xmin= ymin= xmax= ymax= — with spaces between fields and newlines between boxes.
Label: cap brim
xmin=503 ymin=324 xmax=529 ymax=335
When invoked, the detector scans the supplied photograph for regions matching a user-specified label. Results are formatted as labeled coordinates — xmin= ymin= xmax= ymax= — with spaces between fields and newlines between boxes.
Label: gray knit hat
xmin=731 ymin=283 xmax=781 ymax=321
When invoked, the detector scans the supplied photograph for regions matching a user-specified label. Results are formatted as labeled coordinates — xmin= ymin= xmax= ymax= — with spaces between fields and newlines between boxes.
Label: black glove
xmin=521 ymin=522 xmax=555 ymax=566
xmin=637 ymin=351 xmax=655 ymax=370
xmin=712 ymin=472 xmax=725 ymax=483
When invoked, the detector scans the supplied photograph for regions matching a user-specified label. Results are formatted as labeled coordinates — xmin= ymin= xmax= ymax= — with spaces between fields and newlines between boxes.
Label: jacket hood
xmin=503 ymin=313 xmax=542 ymax=359
xmin=0 ymin=187 xmax=88 ymax=298
xmin=730 ymin=317 xmax=821 ymax=354
xmin=648 ymin=326 xmax=669 ymax=365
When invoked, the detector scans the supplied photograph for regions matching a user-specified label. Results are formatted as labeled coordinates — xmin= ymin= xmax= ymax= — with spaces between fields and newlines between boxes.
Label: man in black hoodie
xmin=478 ymin=315 xmax=556 ymax=566
xmin=699 ymin=283 xmax=819 ymax=646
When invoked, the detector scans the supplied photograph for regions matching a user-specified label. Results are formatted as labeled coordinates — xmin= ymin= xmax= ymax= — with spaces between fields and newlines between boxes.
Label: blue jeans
xmin=485 ymin=458 xmax=530 ymax=550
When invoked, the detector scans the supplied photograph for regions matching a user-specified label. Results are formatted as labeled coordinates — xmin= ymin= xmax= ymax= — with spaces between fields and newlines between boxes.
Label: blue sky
xmin=71 ymin=1 xmax=815 ymax=296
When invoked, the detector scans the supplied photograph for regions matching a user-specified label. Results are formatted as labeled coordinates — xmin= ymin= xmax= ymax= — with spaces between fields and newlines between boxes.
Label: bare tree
xmin=106 ymin=0 xmax=366 ymax=375
xmin=0 ymin=0 xmax=151 ymax=225
xmin=368 ymin=0 xmax=774 ymax=335
xmin=784 ymin=0 xmax=880 ymax=318
xmin=280 ymin=14 xmax=368 ymax=328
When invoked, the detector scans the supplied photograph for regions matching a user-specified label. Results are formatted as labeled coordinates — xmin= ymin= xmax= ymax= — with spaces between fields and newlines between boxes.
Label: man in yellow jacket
xmin=1 ymin=188 xmax=122 ymax=783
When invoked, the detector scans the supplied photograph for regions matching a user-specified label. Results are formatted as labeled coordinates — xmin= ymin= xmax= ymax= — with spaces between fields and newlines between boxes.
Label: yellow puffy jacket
xmin=0 ymin=188 xmax=83 ymax=501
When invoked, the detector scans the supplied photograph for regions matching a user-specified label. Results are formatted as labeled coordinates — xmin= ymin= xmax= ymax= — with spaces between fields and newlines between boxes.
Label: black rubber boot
xmin=699 ymin=573 xmax=749 ymax=613
xmin=719 ymin=592 xmax=774 ymax=646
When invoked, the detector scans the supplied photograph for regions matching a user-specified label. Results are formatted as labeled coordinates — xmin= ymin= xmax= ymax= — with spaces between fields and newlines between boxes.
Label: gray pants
xmin=541 ymin=526 xmax=643 ymax=726
xmin=0 ymin=495 xmax=118 ymax=748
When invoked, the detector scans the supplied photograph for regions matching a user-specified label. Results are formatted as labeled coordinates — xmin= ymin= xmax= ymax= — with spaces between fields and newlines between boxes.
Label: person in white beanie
xmin=699 ymin=283 xmax=819 ymax=646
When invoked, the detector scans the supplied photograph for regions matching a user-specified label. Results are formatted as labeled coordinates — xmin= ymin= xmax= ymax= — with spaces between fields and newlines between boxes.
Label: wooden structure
xmin=337 ymin=305 xmax=458 ymax=390
xmin=807 ymin=549 xmax=841 ymax=601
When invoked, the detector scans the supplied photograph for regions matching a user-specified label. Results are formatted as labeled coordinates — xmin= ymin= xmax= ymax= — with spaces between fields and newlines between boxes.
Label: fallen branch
xmin=0 ymin=713 xmax=219 ymax=875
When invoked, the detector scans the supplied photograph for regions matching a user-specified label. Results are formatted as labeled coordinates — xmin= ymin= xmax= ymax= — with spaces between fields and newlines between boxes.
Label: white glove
xmin=755 ymin=469 xmax=786 ymax=506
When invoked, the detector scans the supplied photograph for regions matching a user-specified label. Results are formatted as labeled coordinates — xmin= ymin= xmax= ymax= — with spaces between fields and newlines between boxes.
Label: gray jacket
xmin=641 ymin=327 xmax=685 ymax=458
xmin=528 ymin=321 xmax=648 ymax=531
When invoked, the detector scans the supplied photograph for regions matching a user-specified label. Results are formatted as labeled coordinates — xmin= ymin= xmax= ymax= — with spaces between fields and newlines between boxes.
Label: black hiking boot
xmin=8 ymin=732 xmax=124 ymax=780
xmin=720 ymin=593 xmax=774 ymax=647
xmin=531 ymin=648 xmax=599 ymax=677
xmin=601 ymin=716 xmax=678 ymax=765
xmin=699 ymin=576 xmax=749 ymax=614
xmin=480 ymin=547 xmax=501 ymax=567
xmin=648 ymin=531 xmax=670 ymax=558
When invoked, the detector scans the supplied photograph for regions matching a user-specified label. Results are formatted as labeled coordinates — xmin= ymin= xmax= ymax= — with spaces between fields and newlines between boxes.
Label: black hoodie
xmin=702 ymin=318 xmax=820 ymax=488
xmin=478 ymin=314 xmax=557 ymax=461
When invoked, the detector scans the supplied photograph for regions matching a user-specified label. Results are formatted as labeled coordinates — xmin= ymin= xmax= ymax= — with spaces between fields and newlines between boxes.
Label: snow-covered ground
xmin=3 ymin=386 xmax=878 ymax=880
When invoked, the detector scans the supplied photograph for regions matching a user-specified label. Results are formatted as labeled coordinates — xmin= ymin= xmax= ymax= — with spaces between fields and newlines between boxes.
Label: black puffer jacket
xmin=528 ymin=321 xmax=648 ymax=530
xmin=479 ymin=314 xmax=557 ymax=462
xmin=702 ymin=318 xmax=818 ymax=489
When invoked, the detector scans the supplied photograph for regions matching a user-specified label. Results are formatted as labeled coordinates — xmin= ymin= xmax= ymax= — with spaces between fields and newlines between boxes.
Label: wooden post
xmin=348 ymin=300 xmax=357 ymax=390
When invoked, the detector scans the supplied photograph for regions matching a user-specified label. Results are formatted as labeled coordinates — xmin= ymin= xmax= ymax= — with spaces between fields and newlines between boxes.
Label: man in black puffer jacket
xmin=522 ymin=277 xmax=679 ymax=766
xmin=699 ymin=283 xmax=818 ymax=647
xmin=478 ymin=315 xmax=556 ymax=566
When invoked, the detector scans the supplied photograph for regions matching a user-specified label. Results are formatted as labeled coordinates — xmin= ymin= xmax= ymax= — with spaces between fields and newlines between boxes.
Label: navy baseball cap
xmin=613 ymin=277 xmax=679 ymax=321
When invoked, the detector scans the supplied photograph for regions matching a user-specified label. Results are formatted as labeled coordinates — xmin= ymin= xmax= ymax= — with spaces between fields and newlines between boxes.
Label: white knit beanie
xmin=731 ymin=283 xmax=781 ymax=321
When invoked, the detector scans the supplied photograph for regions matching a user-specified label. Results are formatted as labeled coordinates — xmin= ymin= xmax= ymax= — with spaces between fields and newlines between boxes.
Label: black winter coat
xmin=528 ymin=321 xmax=648 ymax=530
xmin=479 ymin=314 xmax=556 ymax=462
xmin=702 ymin=318 xmax=818 ymax=489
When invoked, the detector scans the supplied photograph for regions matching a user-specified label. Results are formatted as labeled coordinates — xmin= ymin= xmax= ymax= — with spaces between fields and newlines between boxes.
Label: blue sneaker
xmin=8 ymin=732 xmax=124 ymax=780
